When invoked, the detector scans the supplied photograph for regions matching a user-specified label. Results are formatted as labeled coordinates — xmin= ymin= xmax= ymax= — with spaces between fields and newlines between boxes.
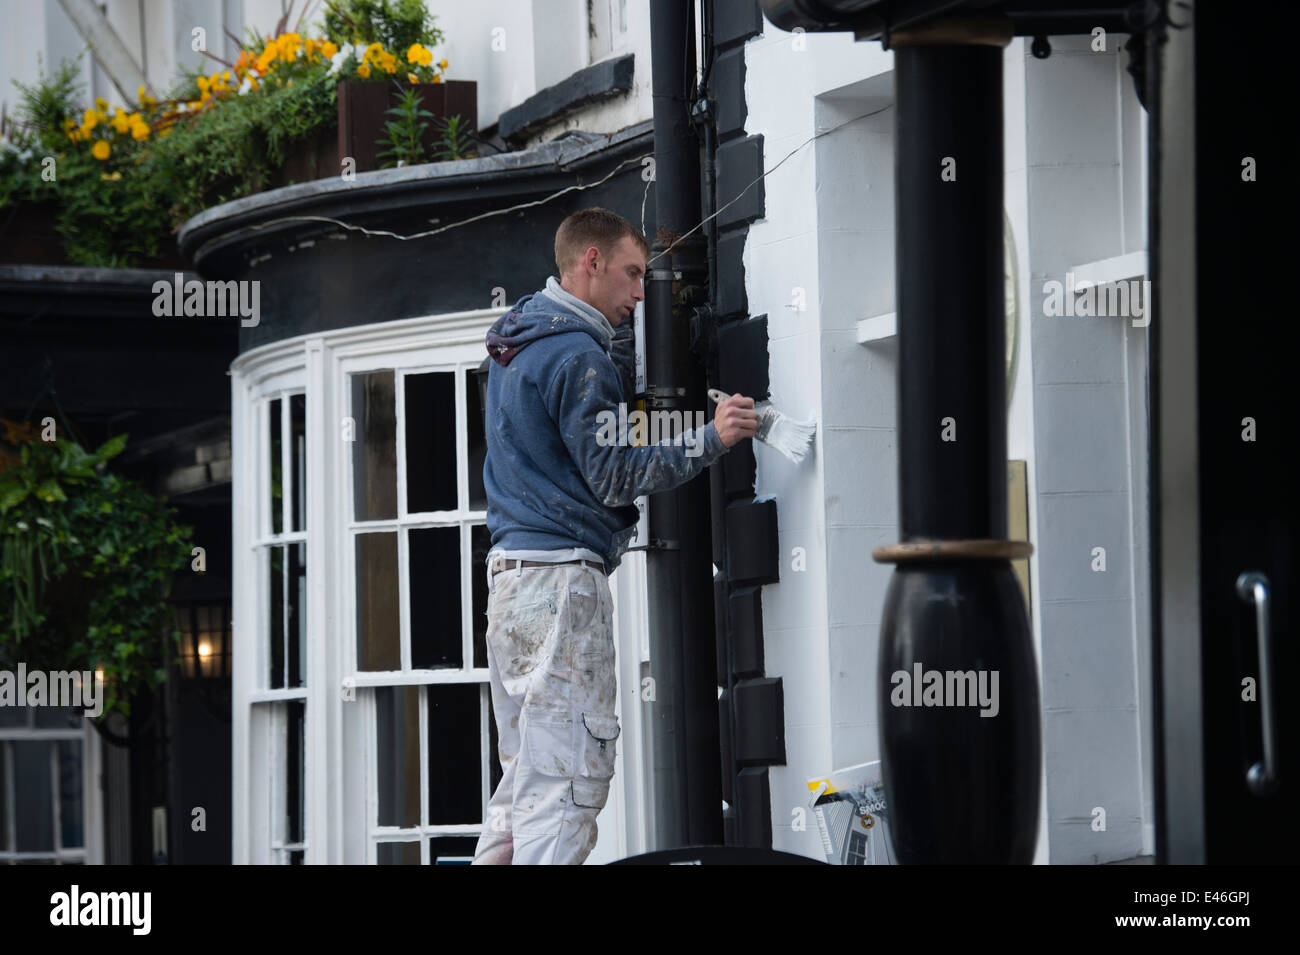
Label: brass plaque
xmin=1008 ymin=459 xmax=1031 ymax=607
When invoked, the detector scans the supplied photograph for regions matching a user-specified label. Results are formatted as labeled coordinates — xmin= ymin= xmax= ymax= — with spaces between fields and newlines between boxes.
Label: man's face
xmin=589 ymin=235 xmax=646 ymax=326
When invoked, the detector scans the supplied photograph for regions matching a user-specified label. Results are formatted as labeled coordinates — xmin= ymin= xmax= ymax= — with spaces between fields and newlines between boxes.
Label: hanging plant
xmin=0 ymin=424 xmax=194 ymax=721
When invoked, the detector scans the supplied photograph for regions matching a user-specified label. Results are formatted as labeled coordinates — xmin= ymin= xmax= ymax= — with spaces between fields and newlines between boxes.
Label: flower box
xmin=265 ymin=79 xmax=476 ymax=190
xmin=337 ymin=79 xmax=477 ymax=173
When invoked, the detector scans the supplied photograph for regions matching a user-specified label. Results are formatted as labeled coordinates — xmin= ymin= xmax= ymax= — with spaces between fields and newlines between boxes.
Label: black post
xmin=645 ymin=0 xmax=722 ymax=849
xmin=874 ymin=15 xmax=1041 ymax=863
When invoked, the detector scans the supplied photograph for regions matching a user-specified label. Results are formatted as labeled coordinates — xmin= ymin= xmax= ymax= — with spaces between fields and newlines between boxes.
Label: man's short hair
xmin=555 ymin=207 xmax=650 ymax=275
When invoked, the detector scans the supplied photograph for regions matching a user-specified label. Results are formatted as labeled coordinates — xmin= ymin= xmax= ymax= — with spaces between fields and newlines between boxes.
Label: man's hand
xmin=715 ymin=394 xmax=759 ymax=448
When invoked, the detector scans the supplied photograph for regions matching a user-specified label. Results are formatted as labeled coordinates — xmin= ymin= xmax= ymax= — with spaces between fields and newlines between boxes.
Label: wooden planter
xmin=0 ymin=200 xmax=185 ymax=268
xmin=269 ymin=80 xmax=477 ymax=188
xmin=338 ymin=79 xmax=477 ymax=171
xmin=0 ymin=201 xmax=65 ymax=265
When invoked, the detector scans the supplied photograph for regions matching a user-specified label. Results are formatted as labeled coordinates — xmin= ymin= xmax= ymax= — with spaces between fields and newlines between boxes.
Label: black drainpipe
xmin=644 ymin=0 xmax=723 ymax=849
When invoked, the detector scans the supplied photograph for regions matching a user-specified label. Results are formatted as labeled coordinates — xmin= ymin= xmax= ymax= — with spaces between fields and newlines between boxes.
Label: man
xmin=472 ymin=207 xmax=757 ymax=865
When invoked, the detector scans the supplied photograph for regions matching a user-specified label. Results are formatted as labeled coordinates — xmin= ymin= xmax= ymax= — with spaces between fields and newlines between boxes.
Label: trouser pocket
xmin=571 ymin=712 xmax=620 ymax=809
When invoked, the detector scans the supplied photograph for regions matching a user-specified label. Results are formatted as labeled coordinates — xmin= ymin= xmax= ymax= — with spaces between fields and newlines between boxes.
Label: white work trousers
xmin=472 ymin=558 xmax=620 ymax=865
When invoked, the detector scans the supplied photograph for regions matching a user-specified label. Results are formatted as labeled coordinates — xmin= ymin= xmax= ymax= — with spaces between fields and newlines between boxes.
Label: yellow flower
xmin=357 ymin=62 xmax=371 ymax=78
xmin=321 ymin=40 xmax=338 ymax=58
xmin=111 ymin=108 xmax=130 ymax=134
xmin=81 ymin=108 xmax=100 ymax=130
xmin=95 ymin=96 xmax=108 ymax=113
xmin=432 ymin=74 xmax=442 ymax=83
xmin=379 ymin=51 xmax=397 ymax=73
xmin=439 ymin=58 xmax=448 ymax=70
xmin=197 ymin=74 xmax=209 ymax=94
xmin=407 ymin=43 xmax=425 ymax=64
xmin=91 ymin=139 xmax=110 ymax=160
xmin=100 ymin=170 xmax=122 ymax=181
xmin=130 ymin=119 xmax=149 ymax=140
xmin=408 ymin=72 xmax=419 ymax=84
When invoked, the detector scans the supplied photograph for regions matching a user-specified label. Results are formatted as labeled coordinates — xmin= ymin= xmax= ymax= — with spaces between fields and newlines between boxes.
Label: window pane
xmin=465 ymin=368 xmax=487 ymax=510
xmin=405 ymin=372 xmax=458 ymax=513
xmin=13 ymin=741 xmax=53 ymax=852
xmin=471 ymin=524 xmax=490 ymax=669
xmin=0 ymin=703 xmax=22 ymax=727
xmin=269 ymin=545 xmax=285 ymax=689
xmin=57 ymin=740 xmax=83 ymax=849
xmin=33 ymin=703 xmax=82 ymax=729
xmin=269 ymin=398 xmax=283 ymax=534
xmin=288 ymin=542 xmax=307 ymax=687
xmin=356 ymin=533 xmax=400 ymax=671
xmin=352 ymin=371 xmax=398 ymax=521
xmin=290 ymin=393 xmax=306 ymax=532
xmin=430 ymin=836 xmax=478 ymax=865
xmin=426 ymin=683 xmax=481 ymax=825
xmin=377 ymin=841 xmax=421 ymax=864
xmin=286 ymin=700 xmax=305 ymax=845
xmin=375 ymin=686 xmax=420 ymax=828
xmin=410 ymin=527 xmax=461 ymax=669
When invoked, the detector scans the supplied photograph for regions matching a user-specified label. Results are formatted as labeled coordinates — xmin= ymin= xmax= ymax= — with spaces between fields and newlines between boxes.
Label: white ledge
xmin=856 ymin=312 xmax=897 ymax=343
xmin=1070 ymin=250 xmax=1148 ymax=290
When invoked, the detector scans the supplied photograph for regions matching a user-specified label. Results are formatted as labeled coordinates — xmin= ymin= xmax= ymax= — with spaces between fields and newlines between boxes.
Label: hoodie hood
xmin=485 ymin=286 xmax=612 ymax=366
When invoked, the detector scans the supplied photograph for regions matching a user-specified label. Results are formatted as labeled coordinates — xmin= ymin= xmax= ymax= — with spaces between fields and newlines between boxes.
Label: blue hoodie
xmin=483 ymin=283 xmax=727 ymax=573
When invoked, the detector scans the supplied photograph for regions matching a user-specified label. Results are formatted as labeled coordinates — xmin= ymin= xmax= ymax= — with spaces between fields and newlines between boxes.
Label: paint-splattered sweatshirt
xmin=483 ymin=282 xmax=727 ymax=573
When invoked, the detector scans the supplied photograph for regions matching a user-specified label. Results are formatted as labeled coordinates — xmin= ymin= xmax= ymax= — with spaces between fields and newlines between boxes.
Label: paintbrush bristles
xmin=755 ymin=401 xmax=816 ymax=464
xmin=707 ymin=388 xmax=816 ymax=464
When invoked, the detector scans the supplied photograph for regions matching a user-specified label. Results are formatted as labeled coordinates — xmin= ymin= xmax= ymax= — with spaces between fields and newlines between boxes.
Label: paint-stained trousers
xmin=472 ymin=556 xmax=620 ymax=865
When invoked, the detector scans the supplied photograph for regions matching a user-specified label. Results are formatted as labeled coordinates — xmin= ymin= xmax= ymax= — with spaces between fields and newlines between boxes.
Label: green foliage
xmin=0 ymin=434 xmax=194 ymax=721
xmin=1 ymin=54 xmax=173 ymax=266
xmin=0 ymin=56 xmax=81 ymax=209
xmin=323 ymin=0 xmax=444 ymax=51
xmin=150 ymin=60 xmax=339 ymax=221
xmin=376 ymin=86 xmax=433 ymax=167
xmin=434 ymin=114 xmax=476 ymax=162
xmin=12 ymin=56 xmax=84 ymax=150
xmin=0 ymin=4 xmax=456 ymax=267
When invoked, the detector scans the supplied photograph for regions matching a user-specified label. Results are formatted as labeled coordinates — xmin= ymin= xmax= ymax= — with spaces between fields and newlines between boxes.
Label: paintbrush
xmin=707 ymin=388 xmax=816 ymax=464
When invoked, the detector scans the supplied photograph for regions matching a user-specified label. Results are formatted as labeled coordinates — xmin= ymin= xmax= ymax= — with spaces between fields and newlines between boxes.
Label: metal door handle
xmin=1235 ymin=571 xmax=1278 ymax=796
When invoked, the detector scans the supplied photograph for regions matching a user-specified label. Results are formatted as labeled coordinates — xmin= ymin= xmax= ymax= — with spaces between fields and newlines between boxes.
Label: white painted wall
xmin=1019 ymin=32 xmax=1151 ymax=863
xmin=428 ymin=0 xmax=535 ymax=133
xmin=516 ymin=0 xmax=653 ymax=147
xmin=742 ymin=22 xmax=1153 ymax=863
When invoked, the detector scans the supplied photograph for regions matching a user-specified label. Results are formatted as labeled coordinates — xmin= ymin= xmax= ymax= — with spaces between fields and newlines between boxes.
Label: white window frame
xmin=339 ymin=345 xmax=493 ymax=863
xmin=230 ymin=308 xmax=657 ymax=863
xmin=0 ymin=714 xmax=103 ymax=864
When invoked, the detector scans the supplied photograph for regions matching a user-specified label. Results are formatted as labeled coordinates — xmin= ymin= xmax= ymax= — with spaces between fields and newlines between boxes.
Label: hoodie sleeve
xmin=552 ymin=350 xmax=727 ymax=507
xmin=609 ymin=321 xmax=638 ymax=403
